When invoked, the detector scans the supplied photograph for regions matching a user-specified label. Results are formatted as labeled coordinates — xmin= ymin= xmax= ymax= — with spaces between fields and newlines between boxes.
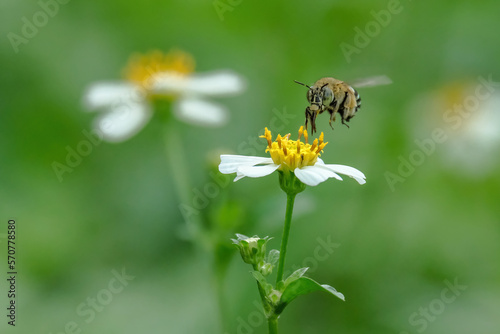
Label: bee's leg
xmin=311 ymin=110 xmax=318 ymax=134
xmin=341 ymin=118 xmax=350 ymax=129
xmin=327 ymin=108 xmax=336 ymax=130
xmin=340 ymin=107 xmax=351 ymax=129
xmin=305 ymin=107 xmax=312 ymax=134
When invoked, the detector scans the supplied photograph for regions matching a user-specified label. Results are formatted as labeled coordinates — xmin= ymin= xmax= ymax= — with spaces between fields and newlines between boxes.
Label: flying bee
xmin=295 ymin=75 xmax=392 ymax=134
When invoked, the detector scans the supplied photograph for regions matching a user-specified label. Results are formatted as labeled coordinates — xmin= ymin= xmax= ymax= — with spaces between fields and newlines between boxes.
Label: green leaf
xmin=251 ymin=271 xmax=273 ymax=295
xmin=251 ymin=271 xmax=267 ymax=285
xmin=283 ymin=267 xmax=308 ymax=288
xmin=275 ymin=277 xmax=345 ymax=314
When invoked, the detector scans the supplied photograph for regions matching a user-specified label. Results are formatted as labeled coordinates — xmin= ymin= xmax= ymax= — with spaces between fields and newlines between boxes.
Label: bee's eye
xmin=322 ymin=87 xmax=333 ymax=105
xmin=307 ymin=89 xmax=313 ymax=103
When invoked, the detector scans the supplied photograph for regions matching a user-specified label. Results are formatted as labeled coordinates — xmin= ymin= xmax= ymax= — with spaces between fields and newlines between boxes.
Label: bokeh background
xmin=1 ymin=0 xmax=500 ymax=333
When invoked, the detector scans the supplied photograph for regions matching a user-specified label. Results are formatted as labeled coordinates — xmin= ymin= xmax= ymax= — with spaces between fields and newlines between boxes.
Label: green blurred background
xmin=1 ymin=0 xmax=500 ymax=333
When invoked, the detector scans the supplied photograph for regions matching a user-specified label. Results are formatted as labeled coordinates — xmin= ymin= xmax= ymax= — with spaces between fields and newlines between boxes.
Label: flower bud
xmin=259 ymin=262 xmax=274 ymax=276
xmin=232 ymin=234 xmax=271 ymax=266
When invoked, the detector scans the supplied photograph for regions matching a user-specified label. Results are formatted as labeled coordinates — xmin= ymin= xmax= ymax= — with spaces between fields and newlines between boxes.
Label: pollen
xmin=259 ymin=126 xmax=328 ymax=171
xmin=123 ymin=49 xmax=195 ymax=87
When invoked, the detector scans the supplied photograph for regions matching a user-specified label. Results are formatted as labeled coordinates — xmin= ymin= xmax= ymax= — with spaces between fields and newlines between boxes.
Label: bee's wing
xmin=348 ymin=75 xmax=392 ymax=88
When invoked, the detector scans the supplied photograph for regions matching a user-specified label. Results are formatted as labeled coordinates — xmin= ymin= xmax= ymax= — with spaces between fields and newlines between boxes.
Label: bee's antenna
xmin=294 ymin=80 xmax=311 ymax=89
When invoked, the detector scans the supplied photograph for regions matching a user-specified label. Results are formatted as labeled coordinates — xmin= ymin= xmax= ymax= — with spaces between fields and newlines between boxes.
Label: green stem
xmin=160 ymin=104 xmax=228 ymax=332
xmin=251 ymin=267 xmax=275 ymax=331
xmin=165 ymin=119 xmax=225 ymax=331
xmin=252 ymin=264 xmax=268 ymax=307
xmin=164 ymin=122 xmax=203 ymax=241
xmin=268 ymin=316 xmax=278 ymax=334
xmin=276 ymin=193 xmax=296 ymax=284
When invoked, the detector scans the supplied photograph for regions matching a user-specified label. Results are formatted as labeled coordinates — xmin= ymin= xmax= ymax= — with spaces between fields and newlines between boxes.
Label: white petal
xmin=318 ymin=164 xmax=366 ymax=185
xmin=83 ymin=82 xmax=144 ymax=111
xmin=184 ymin=71 xmax=246 ymax=96
xmin=150 ymin=73 xmax=189 ymax=95
xmin=219 ymin=155 xmax=274 ymax=174
xmin=294 ymin=166 xmax=342 ymax=186
xmin=236 ymin=164 xmax=279 ymax=179
xmin=174 ymin=97 xmax=228 ymax=126
xmin=234 ymin=173 xmax=246 ymax=182
xmin=93 ymin=100 xmax=152 ymax=142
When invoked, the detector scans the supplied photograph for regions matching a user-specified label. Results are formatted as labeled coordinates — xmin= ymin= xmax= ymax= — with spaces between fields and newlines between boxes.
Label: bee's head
xmin=295 ymin=81 xmax=333 ymax=107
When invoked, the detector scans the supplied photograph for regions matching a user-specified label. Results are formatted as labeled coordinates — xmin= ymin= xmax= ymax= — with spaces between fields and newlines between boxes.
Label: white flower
xmin=408 ymin=78 xmax=500 ymax=177
xmin=219 ymin=127 xmax=366 ymax=187
xmin=83 ymin=50 xmax=246 ymax=142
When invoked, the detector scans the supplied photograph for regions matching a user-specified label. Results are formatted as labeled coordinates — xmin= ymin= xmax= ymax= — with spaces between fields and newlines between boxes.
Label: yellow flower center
xmin=122 ymin=49 xmax=195 ymax=89
xmin=260 ymin=126 xmax=328 ymax=171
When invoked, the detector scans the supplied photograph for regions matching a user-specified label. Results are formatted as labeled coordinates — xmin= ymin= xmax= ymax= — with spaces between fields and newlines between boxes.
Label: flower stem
xmin=268 ymin=316 xmax=278 ymax=334
xmin=252 ymin=263 xmax=269 ymax=307
xmin=165 ymin=121 xmax=226 ymax=332
xmin=164 ymin=122 xmax=203 ymax=241
xmin=276 ymin=193 xmax=296 ymax=284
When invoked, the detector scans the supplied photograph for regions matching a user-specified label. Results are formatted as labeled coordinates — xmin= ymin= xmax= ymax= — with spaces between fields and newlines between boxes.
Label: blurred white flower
xmin=409 ymin=78 xmax=500 ymax=177
xmin=219 ymin=126 xmax=366 ymax=187
xmin=444 ymin=89 xmax=500 ymax=174
xmin=83 ymin=50 xmax=246 ymax=142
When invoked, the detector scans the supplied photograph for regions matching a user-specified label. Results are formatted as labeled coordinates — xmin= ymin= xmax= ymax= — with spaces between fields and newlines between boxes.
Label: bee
xmin=295 ymin=75 xmax=391 ymax=134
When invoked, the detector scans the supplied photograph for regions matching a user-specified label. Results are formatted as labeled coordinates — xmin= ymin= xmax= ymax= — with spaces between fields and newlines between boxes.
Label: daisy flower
xmin=219 ymin=126 xmax=366 ymax=187
xmin=83 ymin=49 xmax=246 ymax=142
xmin=408 ymin=78 xmax=500 ymax=177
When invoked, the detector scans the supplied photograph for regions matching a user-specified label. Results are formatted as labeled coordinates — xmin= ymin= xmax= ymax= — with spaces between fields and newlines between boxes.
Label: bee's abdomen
xmin=355 ymin=89 xmax=361 ymax=112
xmin=336 ymin=91 xmax=348 ymax=118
